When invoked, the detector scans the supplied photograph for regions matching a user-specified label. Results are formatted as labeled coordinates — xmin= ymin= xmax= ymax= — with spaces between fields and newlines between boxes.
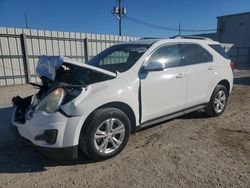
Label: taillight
xmin=230 ymin=61 xmax=235 ymax=71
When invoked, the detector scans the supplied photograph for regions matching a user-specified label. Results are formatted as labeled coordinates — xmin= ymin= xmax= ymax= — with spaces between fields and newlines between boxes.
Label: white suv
xmin=11 ymin=36 xmax=233 ymax=161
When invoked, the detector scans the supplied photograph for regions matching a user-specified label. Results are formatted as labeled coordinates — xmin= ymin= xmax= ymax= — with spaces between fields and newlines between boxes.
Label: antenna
xmin=178 ymin=22 xmax=181 ymax=36
xmin=25 ymin=13 xmax=29 ymax=29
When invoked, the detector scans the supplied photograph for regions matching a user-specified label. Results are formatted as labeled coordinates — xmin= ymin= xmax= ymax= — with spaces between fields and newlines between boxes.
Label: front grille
xmin=12 ymin=95 xmax=33 ymax=124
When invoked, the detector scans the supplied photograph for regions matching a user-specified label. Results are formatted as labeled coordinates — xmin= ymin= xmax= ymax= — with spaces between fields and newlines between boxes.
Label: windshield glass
xmin=86 ymin=44 xmax=150 ymax=72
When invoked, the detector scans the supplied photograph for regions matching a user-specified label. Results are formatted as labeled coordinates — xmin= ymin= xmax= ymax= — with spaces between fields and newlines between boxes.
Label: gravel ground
xmin=0 ymin=71 xmax=250 ymax=188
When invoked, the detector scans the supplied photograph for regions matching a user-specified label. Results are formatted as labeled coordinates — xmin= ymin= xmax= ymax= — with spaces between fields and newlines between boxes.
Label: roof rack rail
xmin=170 ymin=35 xmax=212 ymax=40
xmin=139 ymin=37 xmax=162 ymax=40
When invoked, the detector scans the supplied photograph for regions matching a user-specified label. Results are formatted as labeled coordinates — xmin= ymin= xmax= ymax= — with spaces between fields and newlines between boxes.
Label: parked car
xmin=11 ymin=36 xmax=233 ymax=161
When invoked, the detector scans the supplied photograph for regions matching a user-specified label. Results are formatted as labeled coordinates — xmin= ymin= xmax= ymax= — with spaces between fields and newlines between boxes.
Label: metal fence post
xmin=248 ymin=47 xmax=250 ymax=65
xmin=20 ymin=33 xmax=31 ymax=84
xmin=236 ymin=48 xmax=239 ymax=66
xmin=84 ymin=38 xmax=89 ymax=62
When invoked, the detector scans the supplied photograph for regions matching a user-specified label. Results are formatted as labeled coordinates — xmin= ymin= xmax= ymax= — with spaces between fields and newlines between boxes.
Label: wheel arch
xmin=217 ymin=79 xmax=230 ymax=93
xmin=205 ymin=79 xmax=230 ymax=117
xmin=207 ymin=79 xmax=231 ymax=103
xmin=81 ymin=101 xmax=137 ymax=135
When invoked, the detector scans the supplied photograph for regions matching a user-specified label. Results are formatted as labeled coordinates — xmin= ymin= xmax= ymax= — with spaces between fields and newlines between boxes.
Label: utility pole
xmin=25 ymin=13 xmax=29 ymax=29
xmin=178 ymin=22 xmax=181 ymax=36
xmin=113 ymin=0 xmax=127 ymax=36
xmin=118 ymin=0 xmax=122 ymax=36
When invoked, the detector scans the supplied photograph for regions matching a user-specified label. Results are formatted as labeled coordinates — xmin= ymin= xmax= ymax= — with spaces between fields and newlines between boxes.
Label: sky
xmin=0 ymin=0 xmax=250 ymax=38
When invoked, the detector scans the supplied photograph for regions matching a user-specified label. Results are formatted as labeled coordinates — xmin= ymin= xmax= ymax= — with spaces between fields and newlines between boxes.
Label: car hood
xmin=36 ymin=55 xmax=116 ymax=81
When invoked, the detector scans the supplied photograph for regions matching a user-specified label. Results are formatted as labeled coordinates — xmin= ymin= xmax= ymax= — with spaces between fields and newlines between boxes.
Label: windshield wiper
xmin=58 ymin=82 xmax=88 ymax=88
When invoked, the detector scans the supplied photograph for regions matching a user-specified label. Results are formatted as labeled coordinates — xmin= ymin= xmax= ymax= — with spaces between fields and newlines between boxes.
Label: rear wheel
xmin=205 ymin=84 xmax=229 ymax=117
xmin=79 ymin=108 xmax=131 ymax=161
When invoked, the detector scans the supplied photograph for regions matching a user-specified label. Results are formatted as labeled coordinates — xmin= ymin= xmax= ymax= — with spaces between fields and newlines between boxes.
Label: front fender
xmin=60 ymin=75 xmax=140 ymax=146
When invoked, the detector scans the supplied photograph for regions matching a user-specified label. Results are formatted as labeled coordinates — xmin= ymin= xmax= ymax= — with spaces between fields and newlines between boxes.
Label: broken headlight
xmin=35 ymin=88 xmax=65 ymax=113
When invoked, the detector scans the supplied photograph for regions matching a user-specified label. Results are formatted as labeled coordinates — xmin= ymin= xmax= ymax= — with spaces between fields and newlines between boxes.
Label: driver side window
xmin=148 ymin=44 xmax=181 ymax=69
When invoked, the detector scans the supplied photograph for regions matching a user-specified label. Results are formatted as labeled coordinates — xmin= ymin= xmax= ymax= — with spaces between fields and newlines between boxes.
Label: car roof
xmin=120 ymin=39 xmax=161 ymax=45
xmin=120 ymin=37 xmax=219 ymax=46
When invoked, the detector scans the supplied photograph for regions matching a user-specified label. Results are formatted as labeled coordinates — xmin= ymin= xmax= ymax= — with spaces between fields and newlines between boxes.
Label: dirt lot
xmin=0 ymin=71 xmax=250 ymax=188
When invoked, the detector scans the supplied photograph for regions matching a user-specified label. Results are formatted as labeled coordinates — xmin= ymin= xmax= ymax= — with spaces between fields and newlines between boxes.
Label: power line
xmin=124 ymin=15 xmax=216 ymax=33
xmin=124 ymin=15 xmax=179 ymax=31
xmin=80 ymin=0 xmax=114 ymax=25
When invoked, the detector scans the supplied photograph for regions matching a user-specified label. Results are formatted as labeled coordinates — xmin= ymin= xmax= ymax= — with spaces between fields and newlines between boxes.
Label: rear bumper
xmin=10 ymin=122 xmax=78 ymax=161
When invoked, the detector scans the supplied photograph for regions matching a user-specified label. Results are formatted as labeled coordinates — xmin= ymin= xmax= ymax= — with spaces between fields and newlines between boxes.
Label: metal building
xmin=217 ymin=12 xmax=250 ymax=47
xmin=196 ymin=12 xmax=250 ymax=69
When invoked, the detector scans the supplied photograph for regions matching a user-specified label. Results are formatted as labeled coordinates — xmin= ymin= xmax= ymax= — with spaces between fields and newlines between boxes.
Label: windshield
xmin=86 ymin=44 xmax=150 ymax=73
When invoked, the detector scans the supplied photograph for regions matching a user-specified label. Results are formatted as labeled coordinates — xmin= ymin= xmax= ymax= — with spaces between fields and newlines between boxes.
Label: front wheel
xmin=205 ymin=84 xmax=229 ymax=117
xmin=79 ymin=108 xmax=131 ymax=161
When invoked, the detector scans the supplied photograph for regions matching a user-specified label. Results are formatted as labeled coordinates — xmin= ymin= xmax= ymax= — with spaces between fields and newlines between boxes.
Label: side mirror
xmin=143 ymin=61 xmax=164 ymax=72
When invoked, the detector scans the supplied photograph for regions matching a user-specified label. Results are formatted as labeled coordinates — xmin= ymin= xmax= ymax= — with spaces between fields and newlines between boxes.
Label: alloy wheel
xmin=214 ymin=90 xmax=226 ymax=113
xmin=94 ymin=118 xmax=125 ymax=154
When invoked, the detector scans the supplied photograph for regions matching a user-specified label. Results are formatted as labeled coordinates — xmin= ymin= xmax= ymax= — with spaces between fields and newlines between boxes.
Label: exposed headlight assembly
xmin=35 ymin=88 xmax=65 ymax=113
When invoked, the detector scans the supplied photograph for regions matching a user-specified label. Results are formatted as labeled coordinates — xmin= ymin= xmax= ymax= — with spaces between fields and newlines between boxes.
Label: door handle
xmin=208 ymin=66 xmax=213 ymax=70
xmin=176 ymin=73 xmax=184 ymax=79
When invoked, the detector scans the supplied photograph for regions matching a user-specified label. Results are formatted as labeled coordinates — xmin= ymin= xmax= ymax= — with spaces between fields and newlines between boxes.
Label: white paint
xmin=11 ymin=38 xmax=233 ymax=154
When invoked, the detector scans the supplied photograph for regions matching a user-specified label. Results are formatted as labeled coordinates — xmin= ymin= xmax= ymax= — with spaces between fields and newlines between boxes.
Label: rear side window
xmin=180 ymin=44 xmax=213 ymax=65
xmin=209 ymin=44 xmax=230 ymax=60
xmin=148 ymin=44 xmax=181 ymax=69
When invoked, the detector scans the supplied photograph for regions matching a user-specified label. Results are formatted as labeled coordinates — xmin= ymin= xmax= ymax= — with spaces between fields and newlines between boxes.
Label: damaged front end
xmin=9 ymin=55 xmax=118 ymax=160
xmin=12 ymin=95 xmax=33 ymax=124
xmin=12 ymin=56 xmax=116 ymax=124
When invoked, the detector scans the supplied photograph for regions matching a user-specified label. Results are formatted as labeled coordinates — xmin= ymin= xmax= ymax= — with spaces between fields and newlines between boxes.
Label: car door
xmin=179 ymin=43 xmax=215 ymax=108
xmin=140 ymin=44 xmax=187 ymax=123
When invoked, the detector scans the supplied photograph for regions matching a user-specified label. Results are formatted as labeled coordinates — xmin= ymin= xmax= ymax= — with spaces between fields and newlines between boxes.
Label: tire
xmin=79 ymin=107 xmax=131 ymax=161
xmin=205 ymin=84 xmax=229 ymax=117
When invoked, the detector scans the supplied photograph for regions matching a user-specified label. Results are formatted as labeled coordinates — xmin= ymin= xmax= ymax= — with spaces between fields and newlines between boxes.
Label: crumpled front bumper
xmin=10 ymin=97 xmax=82 ymax=161
xmin=10 ymin=121 xmax=78 ymax=161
